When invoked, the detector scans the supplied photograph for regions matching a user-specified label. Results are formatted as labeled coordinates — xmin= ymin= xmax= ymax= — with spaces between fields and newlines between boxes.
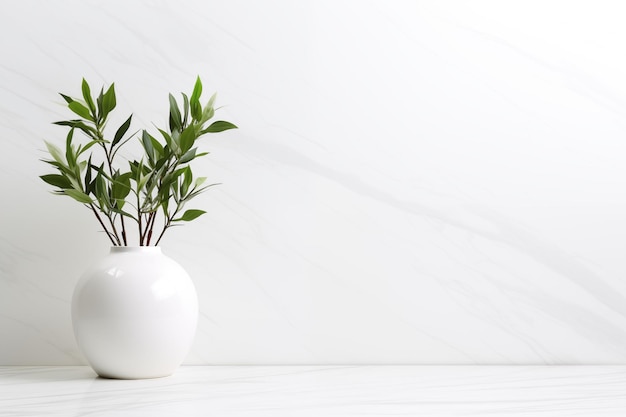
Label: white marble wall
xmin=1 ymin=0 xmax=626 ymax=365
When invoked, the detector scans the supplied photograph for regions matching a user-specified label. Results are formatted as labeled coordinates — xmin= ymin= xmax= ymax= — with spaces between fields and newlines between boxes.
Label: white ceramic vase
xmin=71 ymin=247 xmax=198 ymax=379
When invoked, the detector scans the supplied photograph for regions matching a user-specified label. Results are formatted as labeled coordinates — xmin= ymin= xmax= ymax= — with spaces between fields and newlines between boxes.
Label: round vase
xmin=71 ymin=247 xmax=198 ymax=379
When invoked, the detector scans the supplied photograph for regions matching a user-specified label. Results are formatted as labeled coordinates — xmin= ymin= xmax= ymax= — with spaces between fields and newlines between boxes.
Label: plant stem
xmin=153 ymin=225 xmax=168 ymax=246
xmin=89 ymin=204 xmax=118 ymax=246
xmin=120 ymin=215 xmax=128 ymax=245
xmin=99 ymin=129 xmax=128 ymax=246
xmin=138 ymin=211 xmax=144 ymax=246
xmin=151 ymin=157 xmax=182 ymax=246
xmin=105 ymin=213 xmax=122 ymax=246
xmin=154 ymin=205 xmax=180 ymax=246
xmin=137 ymin=186 xmax=143 ymax=245
xmin=145 ymin=212 xmax=156 ymax=245
xmin=153 ymin=214 xmax=171 ymax=246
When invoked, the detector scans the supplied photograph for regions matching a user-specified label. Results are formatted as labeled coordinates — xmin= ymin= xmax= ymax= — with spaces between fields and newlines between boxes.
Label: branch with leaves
xmin=41 ymin=77 xmax=237 ymax=246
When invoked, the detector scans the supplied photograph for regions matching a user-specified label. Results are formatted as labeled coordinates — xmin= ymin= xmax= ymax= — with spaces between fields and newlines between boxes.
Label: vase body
xmin=71 ymin=247 xmax=198 ymax=379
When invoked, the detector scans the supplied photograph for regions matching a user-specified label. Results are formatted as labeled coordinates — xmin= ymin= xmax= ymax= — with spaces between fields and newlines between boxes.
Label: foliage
xmin=40 ymin=77 xmax=237 ymax=246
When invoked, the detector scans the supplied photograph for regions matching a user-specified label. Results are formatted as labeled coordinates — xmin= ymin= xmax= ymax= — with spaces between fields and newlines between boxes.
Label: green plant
xmin=40 ymin=77 xmax=237 ymax=246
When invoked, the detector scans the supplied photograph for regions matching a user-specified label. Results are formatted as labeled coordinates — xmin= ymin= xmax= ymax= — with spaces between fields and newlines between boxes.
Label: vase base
xmin=95 ymin=371 xmax=174 ymax=380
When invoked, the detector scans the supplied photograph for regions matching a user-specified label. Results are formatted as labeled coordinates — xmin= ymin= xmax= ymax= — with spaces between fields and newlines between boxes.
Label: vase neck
xmin=110 ymin=246 xmax=162 ymax=254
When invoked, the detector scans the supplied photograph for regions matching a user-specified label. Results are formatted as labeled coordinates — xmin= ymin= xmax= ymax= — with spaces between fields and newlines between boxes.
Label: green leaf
xmin=65 ymin=129 xmax=76 ymax=167
xmin=112 ymin=114 xmax=132 ymax=147
xmin=68 ymin=101 xmax=93 ymax=121
xmin=179 ymin=126 xmax=195 ymax=154
xmin=157 ymin=128 xmax=172 ymax=148
xmin=207 ymin=92 xmax=217 ymax=110
xmin=102 ymin=83 xmax=116 ymax=117
xmin=77 ymin=139 xmax=101 ymax=156
xmin=191 ymin=99 xmax=202 ymax=122
xmin=201 ymin=106 xmax=214 ymax=123
xmin=158 ymin=196 xmax=169 ymax=216
xmin=44 ymin=141 xmax=65 ymax=165
xmin=200 ymin=92 xmax=217 ymax=123
xmin=182 ymin=93 xmax=189 ymax=127
xmin=131 ymin=160 xmax=149 ymax=192
xmin=175 ymin=209 xmax=206 ymax=222
xmin=161 ymin=168 xmax=183 ymax=200
xmin=195 ymin=176 xmax=207 ymax=188
xmin=168 ymin=93 xmax=182 ymax=132
xmin=96 ymin=87 xmax=104 ymax=117
xmin=59 ymin=93 xmax=74 ymax=104
xmin=181 ymin=166 xmax=192 ymax=197
xmin=84 ymin=156 xmax=93 ymax=194
xmin=112 ymin=172 xmax=132 ymax=201
xmin=170 ymin=177 xmax=180 ymax=202
xmin=129 ymin=160 xmax=140 ymax=178
xmin=40 ymin=174 xmax=72 ymax=189
xmin=64 ymin=189 xmax=92 ymax=204
xmin=179 ymin=147 xmax=197 ymax=164
xmin=190 ymin=77 xmax=203 ymax=121
xmin=191 ymin=76 xmax=202 ymax=102
xmin=153 ymin=156 xmax=168 ymax=172
xmin=53 ymin=120 xmax=98 ymax=138
xmin=41 ymin=159 xmax=74 ymax=177
xmin=150 ymin=134 xmax=164 ymax=158
xmin=90 ymin=162 xmax=113 ymax=181
xmin=201 ymin=120 xmax=237 ymax=134
xmin=169 ymin=129 xmax=180 ymax=154
xmin=94 ymin=171 xmax=111 ymax=209
xmin=141 ymin=163 xmax=152 ymax=175
xmin=81 ymin=79 xmax=96 ymax=115
xmin=138 ymin=174 xmax=150 ymax=194
xmin=141 ymin=130 xmax=155 ymax=162
xmin=186 ymin=182 xmax=219 ymax=200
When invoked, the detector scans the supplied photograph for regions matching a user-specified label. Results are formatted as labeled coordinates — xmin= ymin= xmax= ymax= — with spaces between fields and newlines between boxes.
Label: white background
xmin=2 ymin=0 xmax=626 ymax=364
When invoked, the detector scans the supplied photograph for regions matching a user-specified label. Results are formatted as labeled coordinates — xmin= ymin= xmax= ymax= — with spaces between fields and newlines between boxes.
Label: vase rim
xmin=110 ymin=246 xmax=162 ymax=253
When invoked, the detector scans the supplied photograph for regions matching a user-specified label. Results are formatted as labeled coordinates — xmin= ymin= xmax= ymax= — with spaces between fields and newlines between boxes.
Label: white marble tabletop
xmin=1 ymin=366 xmax=626 ymax=416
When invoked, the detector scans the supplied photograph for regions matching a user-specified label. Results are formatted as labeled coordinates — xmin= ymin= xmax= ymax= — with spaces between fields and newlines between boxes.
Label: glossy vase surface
xmin=71 ymin=247 xmax=198 ymax=379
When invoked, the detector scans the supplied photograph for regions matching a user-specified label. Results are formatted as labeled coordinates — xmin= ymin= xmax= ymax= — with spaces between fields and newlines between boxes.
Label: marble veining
xmin=2 ymin=0 xmax=626 ymax=365
xmin=2 ymin=366 xmax=626 ymax=416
